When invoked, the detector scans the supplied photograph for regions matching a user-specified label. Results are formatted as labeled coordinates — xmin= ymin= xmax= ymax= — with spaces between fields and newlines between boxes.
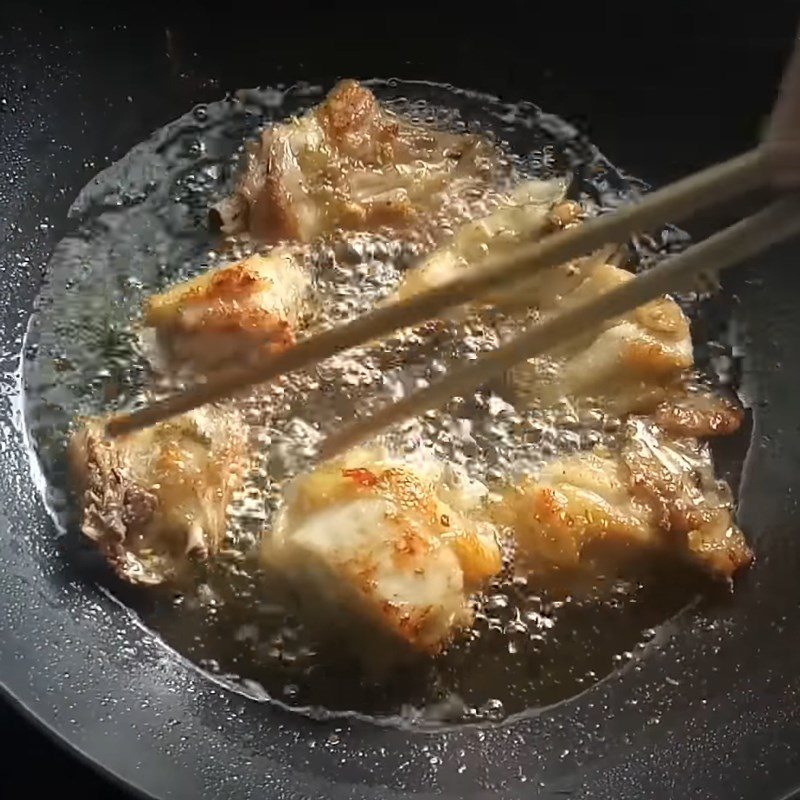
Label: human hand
xmin=764 ymin=29 xmax=800 ymax=189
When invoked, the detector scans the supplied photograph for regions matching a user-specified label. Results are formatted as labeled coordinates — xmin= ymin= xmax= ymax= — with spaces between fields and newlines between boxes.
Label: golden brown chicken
xmin=395 ymin=182 xmax=693 ymax=416
xmin=68 ymin=407 xmax=249 ymax=585
xmin=394 ymin=178 xmax=577 ymax=304
xmin=651 ymin=391 xmax=743 ymax=438
xmin=510 ymin=262 xmax=694 ymax=416
xmin=212 ymin=79 xmax=497 ymax=242
xmin=261 ymin=448 xmax=502 ymax=663
xmin=144 ymin=249 xmax=310 ymax=371
xmin=494 ymin=412 xmax=752 ymax=586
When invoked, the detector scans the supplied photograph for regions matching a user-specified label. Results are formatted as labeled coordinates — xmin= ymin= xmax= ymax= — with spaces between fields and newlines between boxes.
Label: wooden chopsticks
xmin=321 ymin=196 xmax=800 ymax=458
xmin=106 ymin=147 xmax=781 ymax=440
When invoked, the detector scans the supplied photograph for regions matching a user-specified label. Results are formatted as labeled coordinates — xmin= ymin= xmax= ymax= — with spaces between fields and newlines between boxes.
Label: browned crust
xmin=68 ymin=411 xmax=249 ymax=586
xmin=316 ymin=79 xmax=400 ymax=163
xmin=215 ymin=79 xmax=496 ymax=243
xmin=653 ymin=393 xmax=744 ymax=438
xmin=68 ymin=424 xmax=163 ymax=585
xmin=620 ymin=421 xmax=753 ymax=578
xmin=317 ymin=80 xmax=379 ymax=139
xmin=248 ymin=133 xmax=304 ymax=241
xmin=498 ymin=416 xmax=752 ymax=583
xmin=145 ymin=258 xmax=297 ymax=348
xmin=621 ymin=336 xmax=693 ymax=378
xmin=279 ymin=457 xmax=500 ymax=653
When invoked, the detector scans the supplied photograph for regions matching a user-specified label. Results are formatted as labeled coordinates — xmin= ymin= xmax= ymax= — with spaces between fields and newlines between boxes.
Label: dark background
xmin=1 ymin=1 xmax=798 ymax=797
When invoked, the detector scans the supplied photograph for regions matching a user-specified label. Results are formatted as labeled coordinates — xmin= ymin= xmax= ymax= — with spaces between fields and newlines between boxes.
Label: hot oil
xmin=21 ymin=80 xmax=746 ymax=725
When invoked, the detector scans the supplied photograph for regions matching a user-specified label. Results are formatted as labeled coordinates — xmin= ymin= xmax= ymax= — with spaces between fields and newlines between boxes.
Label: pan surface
xmin=2 ymin=4 xmax=800 ymax=798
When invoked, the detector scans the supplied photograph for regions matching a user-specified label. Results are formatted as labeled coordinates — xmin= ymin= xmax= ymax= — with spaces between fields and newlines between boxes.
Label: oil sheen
xmin=22 ymin=80 xmax=746 ymax=725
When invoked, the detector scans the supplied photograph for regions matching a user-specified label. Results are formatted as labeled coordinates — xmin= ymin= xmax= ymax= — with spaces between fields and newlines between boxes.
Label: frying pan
xmin=2 ymin=2 xmax=800 ymax=798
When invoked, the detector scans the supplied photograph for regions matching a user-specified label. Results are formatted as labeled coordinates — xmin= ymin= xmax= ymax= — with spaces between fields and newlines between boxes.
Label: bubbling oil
xmin=22 ymin=80 xmax=742 ymax=725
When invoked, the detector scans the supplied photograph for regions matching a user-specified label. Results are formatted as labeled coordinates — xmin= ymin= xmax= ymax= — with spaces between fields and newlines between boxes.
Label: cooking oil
xmin=21 ymin=80 xmax=745 ymax=725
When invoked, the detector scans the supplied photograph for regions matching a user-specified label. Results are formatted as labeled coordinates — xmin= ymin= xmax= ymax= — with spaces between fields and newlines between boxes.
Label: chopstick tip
xmin=318 ymin=426 xmax=364 ymax=463
xmin=105 ymin=414 xmax=133 ymax=438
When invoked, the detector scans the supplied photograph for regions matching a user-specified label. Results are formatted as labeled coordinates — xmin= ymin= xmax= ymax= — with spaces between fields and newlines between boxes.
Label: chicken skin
xmin=144 ymin=250 xmax=310 ymax=371
xmin=511 ymin=262 xmax=694 ymax=416
xmin=213 ymin=80 xmax=497 ymax=242
xmin=394 ymin=178 xmax=576 ymax=305
xmin=68 ymin=407 xmax=248 ymax=585
xmin=394 ymin=180 xmax=693 ymax=417
xmin=494 ymin=413 xmax=752 ymax=585
xmin=261 ymin=448 xmax=502 ymax=662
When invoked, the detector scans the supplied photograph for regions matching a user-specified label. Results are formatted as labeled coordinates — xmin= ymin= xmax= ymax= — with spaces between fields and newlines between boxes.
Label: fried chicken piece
xmin=144 ymin=250 xmax=310 ymax=371
xmin=68 ymin=407 xmax=248 ymax=585
xmin=621 ymin=417 xmax=751 ymax=577
xmin=261 ymin=448 xmax=502 ymax=663
xmin=493 ymin=451 xmax=656 ymax=571
xmin=652 ymin=390 xmax=743 ymax=438
xmin=213 ymin=79 xmax=497 ymax=242
xmin=394 ymin=182 xmax=692 ymax=416
xmin=494 ymin=416 xmax=751 ymax=584
xmin=512 ymin=263 xmax=694 ymax=415
xmin=394 ymin=179 xmax=574 ymax=304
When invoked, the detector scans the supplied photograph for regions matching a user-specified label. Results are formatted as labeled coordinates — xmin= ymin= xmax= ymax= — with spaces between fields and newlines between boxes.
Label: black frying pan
xmin=2 ymin=3 xmax=800 ymax=798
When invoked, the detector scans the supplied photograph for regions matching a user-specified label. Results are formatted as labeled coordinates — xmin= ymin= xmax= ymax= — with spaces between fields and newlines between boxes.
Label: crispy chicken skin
xmin=68 ymin=407 xmax=248 ymax=585
xmin=213 ymin=80 xmax=496 ymax=242
xmin=621 ymin=417 xmax=751 ymax=577
xmin=395 ymin=179 xmax=576 ymax=304
xmin=494 ymin=414 xmax=752 ymax=584
xmin=511 ymin=262 xmax=694 ymax=415
xmin=261 ymin=448 xmax=502 ymax=660
xmin=394 ymin=183 xmax=693 ymax=417
xmin=651 ymin=391 xmax=743 ymax=438
xmin=144 ymin=250 xmax=310 ymax=371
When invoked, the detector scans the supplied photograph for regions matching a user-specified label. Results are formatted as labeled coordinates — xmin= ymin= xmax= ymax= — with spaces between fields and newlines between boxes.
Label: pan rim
xmin=3 ymin=27 xmax=800 ymax=795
